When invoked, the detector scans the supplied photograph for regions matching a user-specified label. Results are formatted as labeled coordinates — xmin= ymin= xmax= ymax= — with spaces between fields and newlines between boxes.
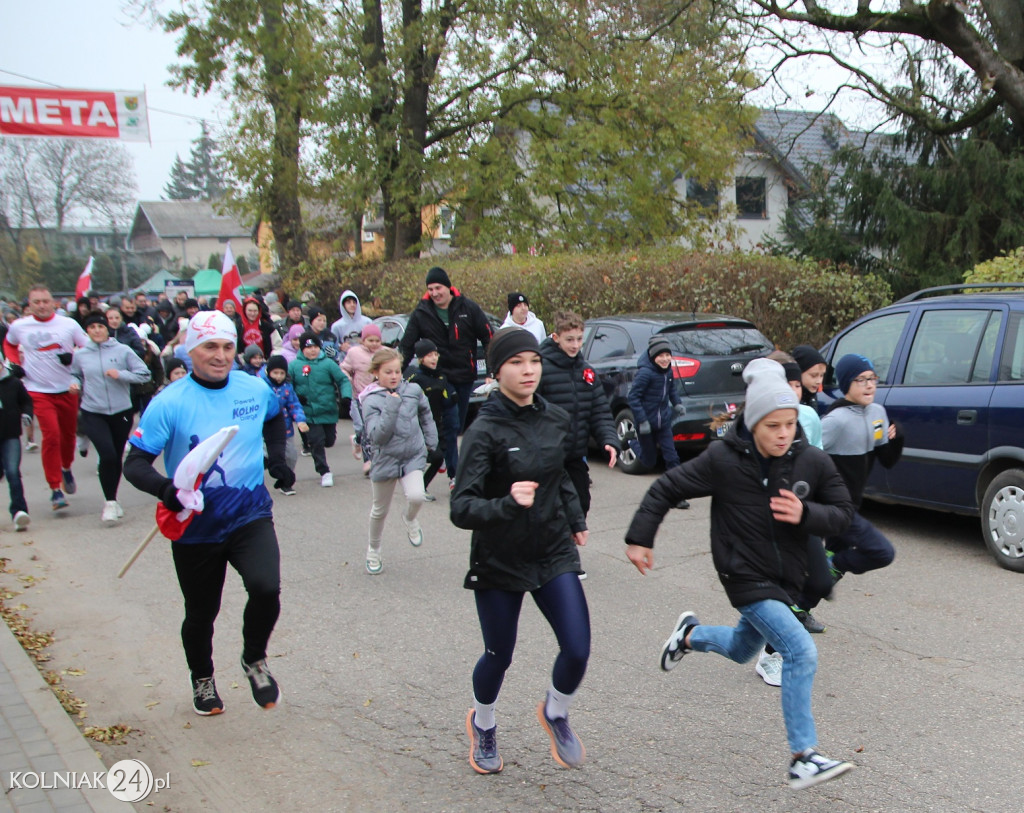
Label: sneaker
xmin=240 ymin=657 xmax=280 ymax=709
xmin=439 ymin=464 xmax=447 ymax=474
xmin=578 ymin=570 xmax=588 ymax=581
xmin=24 ymin=440 xmax=38 ymax=452
xmin=365 ymin=548 xmax=383 ymax=575
xmin=536 ymin=700 xmax=586 ymax=768
xmin=51 ymin=490 xmax=68 ymax=511
xmin=301 ymin=448 xmax=312 ymax=457
xmin=660 ymin=610 xmax=700 ymax=671
xmin=191 ymin=676 xmax=224 ymax=716
xmin=78 ymin=436 xmax=89 ymax=458
xmin=101 ymin=501 xmax=119 ymax=523
xmin=465 ymin=709 xmax=503 ymax=774
xmin=408 ymin=527 xmax=423 ymax=547
xmin=423 ymin=491 xmax=437 ymax=502
xmin=114 ymin=502 xmax=124 ymax=518
xmin=673 ymin=499 xmax=691 ymax=509
xmin=449 ymin=478 xmax=456 ymax=492
xmin=825 ymin=549 xmax=844 ymax=585
xmin=755 ymin=648 xmax=783 ymax=687
xmin=61 ymin=469 xmax=76 ymax=495
xmin=791 ymin=606 xmax=826 ymax=634
xmin=788 ymin=750 xmax=853 ymax=790
xmin=321 ymin=472 xmax=334 ymax=488
xmin=350 ymin=435 xmax=363 ymax=460
xmin=13 ymin=511 xmax=30 ymax=531
xmin=276 ymin=485 xmax=297 ymax=496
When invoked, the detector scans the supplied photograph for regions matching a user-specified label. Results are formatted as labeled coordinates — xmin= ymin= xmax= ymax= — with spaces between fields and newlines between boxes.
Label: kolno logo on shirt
xmin=232 ymin=397 xmax=261 ymax=421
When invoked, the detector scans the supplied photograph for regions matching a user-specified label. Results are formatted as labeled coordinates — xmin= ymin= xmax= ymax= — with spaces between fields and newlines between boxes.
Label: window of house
xmin=438 ymin=206 xmax=455 ymax=239
xmin=686 ymin=179 xmax=719 ymax=213
xmin=735 ymin=177 xmax=767 ymax=219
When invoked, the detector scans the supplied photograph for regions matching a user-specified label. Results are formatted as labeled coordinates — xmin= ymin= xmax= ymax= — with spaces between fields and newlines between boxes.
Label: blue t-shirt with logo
xmin=129 ymin=371 xmax=281 ymax=544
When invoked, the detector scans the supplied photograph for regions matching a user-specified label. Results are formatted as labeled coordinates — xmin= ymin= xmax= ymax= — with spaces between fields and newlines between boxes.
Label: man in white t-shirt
xmin=3 ymin=285 xmax=88 ymax=510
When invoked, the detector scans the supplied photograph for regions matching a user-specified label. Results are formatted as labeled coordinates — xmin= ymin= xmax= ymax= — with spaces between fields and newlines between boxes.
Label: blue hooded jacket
xmin=627 ymin=351 xmax=680 ymax=430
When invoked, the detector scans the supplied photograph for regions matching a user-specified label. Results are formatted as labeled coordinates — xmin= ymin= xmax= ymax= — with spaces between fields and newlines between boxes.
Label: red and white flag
xmin=217 ymin=242 xmax=244 ymax=313
xmin=75 ymin=256 xmax=93 ymax=299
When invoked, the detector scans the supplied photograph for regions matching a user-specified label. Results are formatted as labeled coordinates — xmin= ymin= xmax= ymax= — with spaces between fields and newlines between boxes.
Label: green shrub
xmin=964 ymin=248 xmax=1024 ymax=286
xmin=285 ymin=248 xmax=892 ymax=349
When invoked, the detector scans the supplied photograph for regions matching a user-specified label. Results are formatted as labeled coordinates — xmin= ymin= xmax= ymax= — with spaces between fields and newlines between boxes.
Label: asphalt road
xmin=1 ymin=434 xmax=1020 ymax=812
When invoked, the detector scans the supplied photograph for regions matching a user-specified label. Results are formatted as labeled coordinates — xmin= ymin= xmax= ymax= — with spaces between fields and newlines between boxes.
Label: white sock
xmin=544 ymin=686 xmax=576 ymax=720
xmin=473 ymin=699 xmax=496 ymax=731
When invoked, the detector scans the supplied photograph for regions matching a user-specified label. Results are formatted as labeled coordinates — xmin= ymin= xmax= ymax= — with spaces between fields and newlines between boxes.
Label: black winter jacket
xmin=400 ymin=290 xmax=492 ymax=385
xmin=0 ymin=371 xmax=33 ymax=441
xmin=625 ymin=425 xmax=853 ymax=608
xmin=405 ymin=364 xmax=455 ymax=427
xmin=536 ymin=338 xmax=618 ymax=459
xmin=451 ymin=391 xmax=586 ymax=592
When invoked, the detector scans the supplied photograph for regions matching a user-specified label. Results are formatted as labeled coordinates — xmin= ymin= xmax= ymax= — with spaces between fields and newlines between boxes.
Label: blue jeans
xmin=828 ymin=512 xmax=895 ymax=575
xmin=453 ymin=380 xmax=474 ymax=432
xmin=440 ymin=401 xmax=460 ymax=476
xmin=689 ymin=599 xmax=818 ymax=754
xmin=0 ymin=437 xmax=27 ymax=517
xmin=629 ymin=419 xmax=679 ymax=469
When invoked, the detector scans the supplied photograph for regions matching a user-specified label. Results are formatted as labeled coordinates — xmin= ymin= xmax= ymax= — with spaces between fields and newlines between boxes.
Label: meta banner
xmin=0 ymin=85 xmax=150 ymax=142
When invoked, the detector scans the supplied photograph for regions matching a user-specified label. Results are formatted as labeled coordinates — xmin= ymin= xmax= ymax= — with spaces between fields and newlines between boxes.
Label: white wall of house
xmin=157 ymin=235 xmax=258 ymax=269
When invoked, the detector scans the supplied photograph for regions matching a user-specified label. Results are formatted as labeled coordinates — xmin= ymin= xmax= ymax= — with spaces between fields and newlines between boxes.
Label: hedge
xmin=285 ymin=248 xmax=892 ymax=350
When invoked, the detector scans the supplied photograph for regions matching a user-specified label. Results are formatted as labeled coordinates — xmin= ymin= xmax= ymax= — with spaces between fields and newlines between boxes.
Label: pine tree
xmin=164 ymin=154 xmax=199 ymax=200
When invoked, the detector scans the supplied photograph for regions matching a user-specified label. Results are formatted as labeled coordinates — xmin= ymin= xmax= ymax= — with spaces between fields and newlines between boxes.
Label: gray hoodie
xmin=71 ymin=338 xmax=151 ymax=415
xmin=330 ymin=289 xmax=372 ymax=348
xmin=362 ymin=380 xmax=438 ymax=482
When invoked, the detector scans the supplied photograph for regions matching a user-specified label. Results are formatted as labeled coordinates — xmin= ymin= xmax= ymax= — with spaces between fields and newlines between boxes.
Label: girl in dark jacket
xmin=451 ymin=328 xmax=589 ymax=776
xmin=624 ymin=358 xmax=856 ymax=791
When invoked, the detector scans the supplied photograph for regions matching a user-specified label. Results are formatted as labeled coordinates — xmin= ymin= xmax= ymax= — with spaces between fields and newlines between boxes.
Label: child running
xmin=288 ymin=333 xmax=346 ymax=487
xmin=451 ymin=328 xmax=590 ymax=775
xmin=342 ymin=323 xmax=383 ymax=470
xmin=262 ymin=355 xmax=308 ymax=495
xmin=0 ymin=362 xmax=33 ymax=531
xmin=360 ymin=347 xmax=437 ymax=575
xmin=624 ymin=358 xmax=855 ymax=790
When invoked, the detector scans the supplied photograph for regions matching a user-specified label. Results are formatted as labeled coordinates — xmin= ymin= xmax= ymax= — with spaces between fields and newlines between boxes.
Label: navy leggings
xmin=472 ymin=571 xmax=591 ymax=704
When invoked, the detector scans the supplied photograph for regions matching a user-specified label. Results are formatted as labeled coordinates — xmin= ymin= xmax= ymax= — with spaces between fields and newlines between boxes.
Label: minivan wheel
xmin=615 ymin=408 xmax=650 ymax=475
xmin=981 ymin=469 xmax=1024 ymax=572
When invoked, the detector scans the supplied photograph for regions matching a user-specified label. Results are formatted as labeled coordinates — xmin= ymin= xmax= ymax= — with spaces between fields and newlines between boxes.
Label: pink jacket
xmin=340 ymin=343 xmax=376 ymax=396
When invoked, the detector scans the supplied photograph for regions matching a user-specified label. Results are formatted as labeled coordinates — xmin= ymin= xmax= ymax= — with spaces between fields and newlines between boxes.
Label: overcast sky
xmin=1 ymin=0 xmax=221 ymax=211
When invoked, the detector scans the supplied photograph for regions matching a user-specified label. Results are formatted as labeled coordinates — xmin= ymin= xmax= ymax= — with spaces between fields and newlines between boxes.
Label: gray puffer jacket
xmin=71 ymin=338 xmax=151 ymax=415
xmin=362 ymin=380 xmax=438 ymax=482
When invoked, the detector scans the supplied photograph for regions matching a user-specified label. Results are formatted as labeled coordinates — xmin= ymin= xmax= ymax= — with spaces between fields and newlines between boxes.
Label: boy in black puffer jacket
xmin=625 ymin=358 xmax=855 ymax=791
xmin=536 ymin=311 xmax=619 ymax=517
xmin=0 ymin=362 xmax=33 ymax=531
xmin=405 ymin=338 xmax=456 ymax=500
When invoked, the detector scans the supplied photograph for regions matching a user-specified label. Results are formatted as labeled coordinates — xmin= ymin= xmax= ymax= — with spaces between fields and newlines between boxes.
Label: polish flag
xmin=217 ymin=242 xmax=244 ymax=313
xmin=75 ymin=256 xmax=93 ymax=299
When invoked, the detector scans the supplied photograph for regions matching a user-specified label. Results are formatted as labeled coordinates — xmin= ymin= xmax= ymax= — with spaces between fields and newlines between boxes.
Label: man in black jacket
xmin=400 ymin=266 xmax=492 ymax=433
xmin=535 ymin=310 xmax=618 ymax=517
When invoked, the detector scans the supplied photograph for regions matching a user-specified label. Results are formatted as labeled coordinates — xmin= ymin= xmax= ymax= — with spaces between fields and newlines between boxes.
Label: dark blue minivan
xmin=818 ymin=283 xmax=1024 ymax=571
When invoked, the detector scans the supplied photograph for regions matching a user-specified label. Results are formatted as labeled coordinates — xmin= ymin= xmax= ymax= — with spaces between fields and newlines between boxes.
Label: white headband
xmin=185 ymin=311 xmax=237 ymax=353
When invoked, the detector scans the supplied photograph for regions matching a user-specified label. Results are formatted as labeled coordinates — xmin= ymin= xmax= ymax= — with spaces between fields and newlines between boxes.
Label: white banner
xmin=0 ymin=85 xmax=150 ymax=143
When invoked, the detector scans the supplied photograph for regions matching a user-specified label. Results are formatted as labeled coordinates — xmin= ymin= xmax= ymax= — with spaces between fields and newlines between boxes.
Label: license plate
xmin=716 ymin=420 xmax=733 ymax=438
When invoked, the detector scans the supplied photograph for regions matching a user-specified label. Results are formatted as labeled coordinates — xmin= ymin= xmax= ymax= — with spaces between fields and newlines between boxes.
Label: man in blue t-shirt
xmin=124 ymin=311 xmax=295 ymax=716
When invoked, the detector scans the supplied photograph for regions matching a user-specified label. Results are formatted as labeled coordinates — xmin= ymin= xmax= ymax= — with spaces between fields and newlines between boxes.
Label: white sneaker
xmin=321 ymin=472 xmax=334 ymax=488
xmin=114 ymin=502 xmax=124 ymax=518
xmin=365 ymin=548 xmax=383 ymax=575
xmin=101 ymin=501 xmax=119 ymax=523
xmin=407 ymin=527 xmax=423 ymax=547
xmin=13 ymin=511 xmax=30 ymax=532
xmin=755 ymin=648 xmax=783 ymax=687
xmin=788 ymin=750 xmax=853 ymax=790
xmin=24 ymin=440 xmax=38 ymax=452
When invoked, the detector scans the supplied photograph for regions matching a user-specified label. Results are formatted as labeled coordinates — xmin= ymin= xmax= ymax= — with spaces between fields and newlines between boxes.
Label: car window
xmin=972 ymin=313 xmax=1002 ymax=382
xmin=587 ymin=325 xmax=633 ymax=361
xmin=375 ymin=318 xmax=405 ymax=348
xmin=831 ymin=311 xmax=908 ymax=383
xmin=998 ymin=312 xmax=1024 ymax=382
xmin=903 ymin=309 xmax=993 ymax=385
xmin=664 ymin=325 xmax=772 ymax=356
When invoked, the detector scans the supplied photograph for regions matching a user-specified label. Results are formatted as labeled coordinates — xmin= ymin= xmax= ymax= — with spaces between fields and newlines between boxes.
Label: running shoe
xmin=13 ymin=511 xmax=30 ymax=531
xmin=191 ymin=676 xmax=224 ymax=716
xmin=788 ymin=750 xmax=853 ymax=790
xmin=365 ymin=549 xmax=383 ymax=575
xmin=466 ymin=709 xmax=503 ymax=774
xmin=101 ymin=501 xmax=119 ymax=523
xmin=51 ymin=490 xmax=68 ymax=511
xmin=660 ymin=610 xmax=700 ymax=671
xmin=408 ymin=527 xmax=423 ymax=547
xmin=791 ymin=606 xmax=826 ymax=634
xmin=276 ymin=485 xmax=297 ymax=496
xmin=321 ymin=472 xmax=334 ymax=488
xmin=423 ymin=491 xmax=437 ymax=502
xmin=755 ymin=648 xmax=783 ymax=687
xmin=241 ymin=657 xmax=280 ymax=709
xmin=61 ymin=469 xmax=76 ymax=495
xmin=24 ymin=440 xmax=38 ymax=452
xmin=537 ymin=700 xmax=586 ymax=768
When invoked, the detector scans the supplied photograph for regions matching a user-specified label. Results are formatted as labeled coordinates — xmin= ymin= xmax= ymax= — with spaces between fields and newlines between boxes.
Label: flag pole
xmin=117 ymin=523 xmax=160 ymax=578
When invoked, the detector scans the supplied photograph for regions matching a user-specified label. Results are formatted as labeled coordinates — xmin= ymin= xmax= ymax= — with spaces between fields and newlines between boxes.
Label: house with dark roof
xmin=127 ymin=201 xmax=259 ymax=272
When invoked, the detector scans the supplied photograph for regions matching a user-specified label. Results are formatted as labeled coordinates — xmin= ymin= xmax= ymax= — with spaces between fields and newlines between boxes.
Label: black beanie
xmin=164 ymin=357 xmax=187 ymax=377
xmin=83 ymin=311 xmax=108 ymax=329
xmin=507 ymin=292 xmax=528 ymax=313
xmin=488 ymin=326 xmax=540 ymax=373
xmin=307 ymin=306 xmax=325 ymax=321
xmin=414 ymin=338 xmax=438 ymax=359
xmin=425 ymin=266 xmax=452 ymax=289
xmin=647 ymin=335 xmax=672 ymax=360
xmin=782 ymin=362 xmax=802 ymax=383
xmin=266 ymin=354 xmax=288 ymax=374
xmin=299 ymin=331 xmax=321 ymax=349
xmin=791 ymin=344 xmax=827 ymax=372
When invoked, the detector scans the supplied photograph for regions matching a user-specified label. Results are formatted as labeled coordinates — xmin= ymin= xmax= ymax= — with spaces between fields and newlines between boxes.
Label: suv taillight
xmin=671 ymin=356 xmax=700 ymax=379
